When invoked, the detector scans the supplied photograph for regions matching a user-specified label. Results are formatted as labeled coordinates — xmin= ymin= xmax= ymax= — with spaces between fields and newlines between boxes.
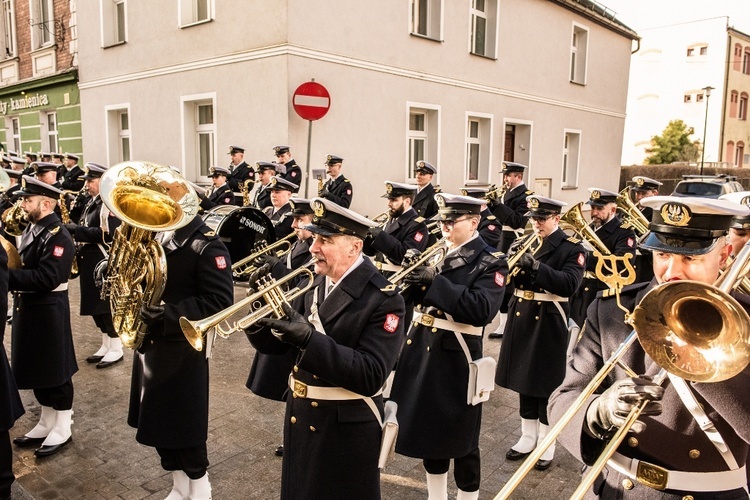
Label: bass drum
xmin=202 ymin=206 xmax=276 ymax=265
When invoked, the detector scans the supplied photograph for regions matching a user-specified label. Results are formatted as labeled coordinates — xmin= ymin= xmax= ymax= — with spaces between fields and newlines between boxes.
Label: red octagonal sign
xmin=293 ymin=82 xmax=331 ymax=121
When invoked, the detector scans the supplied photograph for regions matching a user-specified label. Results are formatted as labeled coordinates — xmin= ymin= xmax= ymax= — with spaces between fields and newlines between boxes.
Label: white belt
xmin=501 ymin=226 xmax=524 ymax=234
xmin=513 ymin=289 xmax=567 ymax=302
xmin=412 ymin=312 xmax=483 ymax=336
xmin=609 ymin=452 xmax=747 ymax=493
xmin=288 ymin=375 xmax=381 ymax=400
xmin=18 ymin=282 xmax=68 ymax=293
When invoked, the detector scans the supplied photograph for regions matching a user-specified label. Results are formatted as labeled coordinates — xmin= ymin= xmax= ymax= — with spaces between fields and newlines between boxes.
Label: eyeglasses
xmin=439 ymin=216 xmax=470 ymax=228
xmin=530 ymin=215 xmax=556 ymax=223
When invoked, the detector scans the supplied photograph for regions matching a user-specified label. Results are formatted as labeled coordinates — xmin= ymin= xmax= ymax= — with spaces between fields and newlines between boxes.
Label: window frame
xmin=104 ymin=103 xmax=132 ymax=164
xmin=561 ymin=129 xmax=582 ymax=189
xmin=740 ymin=93 xmax=748 ymax=121
xmin=180 ymin=92 xmax=217 ymax=182
xmin=8 ymin=116 xmax=20 ymax=153
xmin=43 ymin=110 xmax=58 ymax=153
xmin=464 ymin=111 xmax=493 ymax=184
xmin=469 ymin=0 xmax=498 ymax=59
xmin=29 ymin=0 xmax=54 ymax=50
xmin=100 ymin=0 xmax=127 ymax=48
xmin=405 ymin=102 xmax=441 ymax=183
xmin=570 ymin=23 xmax=589 ymax=85
xmin=178 ymin=0 xmax=214 ymax=28
xmin=409 ymin=0 xmax=443 ymax=42
xmin=0 ymin=0 xmax=17 ymax=59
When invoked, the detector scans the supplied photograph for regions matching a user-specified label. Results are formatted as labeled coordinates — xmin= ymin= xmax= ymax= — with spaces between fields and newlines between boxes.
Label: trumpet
xmin=494 ymin=240 xmax=750 ymax=499
xmin=231 ymin=232 xmax=297 ymax=278
xmin=559 ymin=202 xmax=610 ymax=256
xmin=485 ymin=182 xmax=507 ymax=202
xmin=616 ymin=187 xmax=649 ymax=236
xmin=371 ymin=211 xmax=389 ymax=226
xmin=387 ymin=239 xmax=449 ymax=291
xmin=506 ymin=232 xmax=542 ymax=278
xmin=181 ymin=266 xmax=315 ymax=351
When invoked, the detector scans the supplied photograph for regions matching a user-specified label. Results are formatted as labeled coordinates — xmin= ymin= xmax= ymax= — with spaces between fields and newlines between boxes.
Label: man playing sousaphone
xmin=244 ymin=198 xmax=405 ymax=499
xmin=550 ymin=196 xmax=750 ymax=498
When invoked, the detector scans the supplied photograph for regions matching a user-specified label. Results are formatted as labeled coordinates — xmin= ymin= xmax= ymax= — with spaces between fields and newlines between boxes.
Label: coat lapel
xmin=317 ymin=259 xmax=376 ymax=325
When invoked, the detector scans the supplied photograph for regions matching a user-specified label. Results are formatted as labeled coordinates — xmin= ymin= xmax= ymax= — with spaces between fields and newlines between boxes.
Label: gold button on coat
xmin=311 ymin=402 xmax=318 ymax=407
xmin=406 ymin=339 xmax=412 ymax=345
xmin=627 ymin=437 xmax=638 ymax=448
xmin=290 ymin=416 xmax=297 ymax=424
xmin=688 ymin=449 xmax=700 ymax=459
xmin=309 ymin=426 xmax=316 ymax=432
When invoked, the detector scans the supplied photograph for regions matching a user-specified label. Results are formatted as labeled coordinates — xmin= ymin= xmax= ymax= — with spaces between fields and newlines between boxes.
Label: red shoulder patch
xmin=577 ymin=253 xmax=585 ymax=266
xmin=346 ymin=189 xmax=352 ymax=195
xmin=224 ymin=197 xmax=232 ymax=204
xmin=53 ymin=246 xmax=64 ymax=257
xmin=627 ymin=237 xmax=634 ymax=247
xmin=495 ymin=272 xmax=505 ymax=287
xmin=291 ymin=171 xmax=298 ymax=177
xmin=383 ymin=314 xmax=399 ymax=333
xmin=487 ymin=224 xmax=497 ymax=231
xmin=215 ymin=256 xmax=227 ymax=269
xmin=414 ymin=232 xmax=424 ymax=243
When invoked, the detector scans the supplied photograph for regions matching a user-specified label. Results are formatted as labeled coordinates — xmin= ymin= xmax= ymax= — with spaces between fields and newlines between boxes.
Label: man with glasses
xmin=496 ymin=195 xmax=585 ymax=470
xmin=390 ymin=193 xmax=507 ymax=500
xmin=411 ymin=161 xmax=440 ymax=220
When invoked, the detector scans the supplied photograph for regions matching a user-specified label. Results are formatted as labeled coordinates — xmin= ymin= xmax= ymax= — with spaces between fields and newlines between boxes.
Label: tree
xmin=644 ymin=119 xmax=701 ymax=165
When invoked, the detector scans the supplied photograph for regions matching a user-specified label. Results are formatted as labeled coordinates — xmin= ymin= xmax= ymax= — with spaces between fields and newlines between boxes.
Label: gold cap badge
xmin=660 ymin=203 xmax=691 ymax=227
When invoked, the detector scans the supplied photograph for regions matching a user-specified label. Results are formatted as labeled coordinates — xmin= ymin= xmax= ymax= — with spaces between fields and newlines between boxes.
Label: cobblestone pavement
xmin=5 ymin=281 xmax=584 ymax=499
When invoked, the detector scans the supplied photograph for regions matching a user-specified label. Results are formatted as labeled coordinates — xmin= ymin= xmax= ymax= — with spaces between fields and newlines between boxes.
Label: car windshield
xmin=674 ymin=182 xmax=723 ymax=197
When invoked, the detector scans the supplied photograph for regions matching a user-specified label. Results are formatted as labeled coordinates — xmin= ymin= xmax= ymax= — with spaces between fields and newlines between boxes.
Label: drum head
xmin=202 ymin=206 xmax=276 ymax=264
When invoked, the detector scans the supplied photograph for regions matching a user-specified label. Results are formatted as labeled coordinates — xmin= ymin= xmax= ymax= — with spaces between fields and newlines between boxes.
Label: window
xmin=105 ymin=105 xmax=131 ymax=164
xmin=740 ymin=93 xmax=748 ymax=121
xmin=9 ymin=116 xmax=20 ymax=153
xmin=470 ymin=0 xmax=497 ymax=58
xmin=101 ymin=0 xmax=127 ymax=47
xmin=686 ymin=44 xmax=707 ymax=57
xmin=736 ymin=142 xmax=745 ymax=168
xmin=700 ymin=46 xmax=707 ymax=55
xmin=44 ymin=111 xmax=58 ymax=153
xmin=465 ymin=114 xmax=492 ymax=183
xmin=727 ymin=141 xmax=735 ymax=165
xmin=684 ymin=94 xmax=692 ymax=103
xmin=410 ymin=0 xmax=442 ymax=41
xmin=696 ymin=93 xmax=704 ymax=103
xmin=118 ymin=111 xmax=130 ymax=161
xmin=181 ymin=93 xmax=216 ymax=181
xmin=179 ymin=0 xmax=212 ymax=27
xmin=570 ymin=24 xmax=588 ymax=85
xmin=562 ymin=130 xmax=581 ymax=188
xmin=1 ymin=0 xmax=16 ymax=58
xmin=406 ymin=103 xmax=440 ymax=181
xmin=730 ymin=91 xmax=739 ymax=118
xmin=29 ymin=0 xmax=54 ymax=50
xmin=734 ymin=44 xmax=742 ymax=71
xmin=744 ymin=48 xmax=750 ymax=75
xmin=686 ymin=47 xmax=694 ymax=56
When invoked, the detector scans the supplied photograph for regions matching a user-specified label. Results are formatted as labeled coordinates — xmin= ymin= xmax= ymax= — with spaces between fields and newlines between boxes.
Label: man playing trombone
xmin=549 ymin=196 xmax=750 ymax=498
xmin=245 ymin=198 xmax=405 ymax=499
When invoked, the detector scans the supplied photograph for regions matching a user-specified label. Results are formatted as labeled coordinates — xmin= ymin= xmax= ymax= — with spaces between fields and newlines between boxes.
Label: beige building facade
xmin=76 ymin=0 xmax=636 ymax=216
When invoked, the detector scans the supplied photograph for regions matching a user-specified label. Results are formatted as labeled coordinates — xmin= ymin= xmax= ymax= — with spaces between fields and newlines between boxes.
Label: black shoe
xmin=505 ymin=448 xmax=530 ymax=461
xmin=86 ymin=354 xmax=104 ymax=363
xmin=534 ymin=459 xmax=552 ymax=470
xmin=96 ymin=356 xmax=123 ymax=369
xmin=34 ymin=436 xmax=72 ymax=457
xmin=488 ymin=332 xmax=503 ymax=339
xmin=275 ymin=445 xmax=284 ymax=457
xmin=13 ymin=435 xmax=46 ymax=447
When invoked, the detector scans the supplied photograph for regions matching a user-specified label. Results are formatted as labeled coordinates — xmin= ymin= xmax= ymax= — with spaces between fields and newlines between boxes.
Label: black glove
xmin=256 ymin=302 xmax=314 ymax=348
xmin=246 ymin=263 xmax=272 ymax=292
xmin=139 ymin=303 xmax=166 ymax=329
xmin=369 ymin=226 xmax=383 ymax=240
xmin=319 ymin=186 xmax=330 ymax=198
xmin=586 ymin=377 xmax=664 ymax=438
xmin=63 ymin=223 xmax=77 ymax=234
xmin=518 ymin=252 xmax=540 ymax=272
xmin=401 ymin=248 xmax=422 ymax=267
xmin=486 ymin=184 xmax=502 ymax=202
xmin=404 ymin=265 xmax=437 ymax=286
xmin=252 ymin=253 xmax=280 ymax=270
xmin=93 ymin=259 xmax=108 ymax=289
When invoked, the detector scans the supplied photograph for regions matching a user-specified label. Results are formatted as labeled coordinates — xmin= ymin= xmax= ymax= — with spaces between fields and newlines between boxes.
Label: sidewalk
xmin=6 ymin=281 xmax=583 ymax=499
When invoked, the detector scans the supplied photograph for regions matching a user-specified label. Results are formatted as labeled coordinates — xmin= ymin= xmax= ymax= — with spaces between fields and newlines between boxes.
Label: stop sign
xmin=292 ymin=82 xmax=331 ymax=121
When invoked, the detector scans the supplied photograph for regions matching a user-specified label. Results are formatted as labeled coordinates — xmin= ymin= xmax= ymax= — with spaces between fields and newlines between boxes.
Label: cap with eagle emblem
xmin=305 ymin=197 xmax=378 ymax=239
xmin=640 ymin=195 xmax=749 ymax=255
xmin=720 ymin=191 xmax=750 ymax=230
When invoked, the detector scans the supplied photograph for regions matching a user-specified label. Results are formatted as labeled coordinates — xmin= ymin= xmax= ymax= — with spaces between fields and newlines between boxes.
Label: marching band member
xmin=252 ymin=162 xmax=277 ymax=210
xmin=495 ymin=195 xmax=585 ymax=470
xmin=63 ymin=163 xmax=123 ymax=368
xmin=263 ymin=176 xmax=298 ymax=239
xmin=318 ymin=155 xmax=353 ymax=208
xmin=390 ymin=193 xmax=507 ymax=500
xmin=198 ymin=166 xmax=234 ymax=211
xmin=550 ymin=196 xmax=750 ymax=498
xmin=273 ymin=146 xmax=302 ymax=186
xmin=132 ymin=211 xmax=234 ymax=500
xmin=0 ymin=244 xmax=23 ymax=499
xmin=246 ymin=198 xmax=316 ymax=457
xmin=411 ymin=161 xmax=439 ymax=219
xmin=226 ymin=145 xmax=255 ymax=205
xmin=245 ymin=198 xmax=405 ymax=499
xmin=60 ymin=154 xmax=84 ymax=193
xmin=630 ymin=176 xmax=662 ymax=283
xmin=719 ymin=191 xmax=750 ymax=258
xmin=569 ymin=188 xmax=636 ymax=328
xmin=461 ymin=187 xmax=502 ymax=249
xmin=365 ymin=181 xmax=429 ymax=274
xmin=488 ymin=161 xmax=533 ymax=253
xmin=9 ymin=176 xmax=76 ymax=457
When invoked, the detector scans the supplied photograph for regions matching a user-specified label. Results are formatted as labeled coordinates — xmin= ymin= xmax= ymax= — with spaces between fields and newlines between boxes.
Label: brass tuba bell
xmin=99 ymin=161 xmax=200 ymax=350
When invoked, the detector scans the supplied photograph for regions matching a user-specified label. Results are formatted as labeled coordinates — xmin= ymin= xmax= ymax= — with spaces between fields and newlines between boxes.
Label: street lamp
xmin=700 ymin=85 xmax=715 ymax=175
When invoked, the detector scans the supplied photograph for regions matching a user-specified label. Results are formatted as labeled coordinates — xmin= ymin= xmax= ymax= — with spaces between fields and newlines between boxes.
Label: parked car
xmin=671 ymin=174 xmax=744 ymax=198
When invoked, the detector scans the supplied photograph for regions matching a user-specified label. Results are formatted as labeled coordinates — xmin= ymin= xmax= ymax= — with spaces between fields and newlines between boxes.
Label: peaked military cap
xmin=228 ymin=145 xmax=245 ymax=155
xmin=382 ymin=181 xmax=418 ymax=199
xmin=435 ymin=193 xmax=484 ymax=221
xmin=3 ymin=168 xmax=21 ymax=179
xmin=631 ymin=176 xmax=662 ymax=192
xmin=256 ymin=161 xmax=279 ymax=172
xmin=64 ymin=153 xmax=79 ymax=161
xmin=273 ymin=145 xmax=290 ymax=155
xmin=208 ymin=166 xmax=230 ymax=177
xmin=31 ymin=162 xmax=59 ymax=175
xmin=719 ymin=191 xmax=750 ymax=230
xmin=525 ymin=195 xmax=567 ymax=217
xmin=82 ymin=162 xmax=108 ymax=180
xmin=415 ymin=160 xmax=437 ymax=175
xmin=290 ymin=198 xmax=314 ymax=217
xmin=460 ymin=187 xmax=489 ymax=199
xmin=586 ymin=188 xmax=618 ymax=207
xmin=500 ymin=161 xmax=527 ymax=174
xmin=17 ymin=175 xmax=63 ymax=199
xmin=305 ymin=197 xmax=378 ymax=240
xmin=268 ymin=175 xmax=299 ymax=192
xmin=325 ymin=155 xmax=344 ymax=165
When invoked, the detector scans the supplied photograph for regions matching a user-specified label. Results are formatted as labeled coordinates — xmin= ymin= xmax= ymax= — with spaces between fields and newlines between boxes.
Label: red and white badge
xmin=494 ymin=272 xmax=505 ymax=287
xmin=224 ymin=197 xmax=232 ymax=204
xmin=346 ymin=189 xmax=352 ymax=195
xmin=383 ymin=314 xmax=399 ymax=333
xmin=488 ymin=224 xmax=497 ymax=231
xmin=414 ymin=232 xmax=424 ymax=243
xmin=627 ymin=237 xmax=635 ymax=247
xmin=215 ymin=256 xmax=227 ymax=269
xmin=53 ymin=246 xmax=65 ymax=257
xmin=291 ymin=171 xmax=298 ymax=177
xmin=577 ymin=253 xmax=585 ymax=266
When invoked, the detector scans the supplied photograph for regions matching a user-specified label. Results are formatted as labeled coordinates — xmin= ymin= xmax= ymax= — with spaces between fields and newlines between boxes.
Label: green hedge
xmin=620 ymin=165 xmax=750 ymax=195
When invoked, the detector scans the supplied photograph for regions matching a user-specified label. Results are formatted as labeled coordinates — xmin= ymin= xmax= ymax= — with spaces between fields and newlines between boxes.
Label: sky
xmin=597 ymin=0 xmax=750 ymax=33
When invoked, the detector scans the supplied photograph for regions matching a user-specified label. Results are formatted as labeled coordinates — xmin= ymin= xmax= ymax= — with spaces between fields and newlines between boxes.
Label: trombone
xmin=231 ymin=232 xmax=297 ymax=278
xmin=181 ymin=266 xmax=315 ymax=351
xmin=494 ymin=241 xmax=750 ymax=500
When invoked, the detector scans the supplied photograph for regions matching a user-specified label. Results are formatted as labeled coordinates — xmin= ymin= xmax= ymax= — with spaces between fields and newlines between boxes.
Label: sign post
xmin=292 ymin=80 xmax=331 ymax=198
